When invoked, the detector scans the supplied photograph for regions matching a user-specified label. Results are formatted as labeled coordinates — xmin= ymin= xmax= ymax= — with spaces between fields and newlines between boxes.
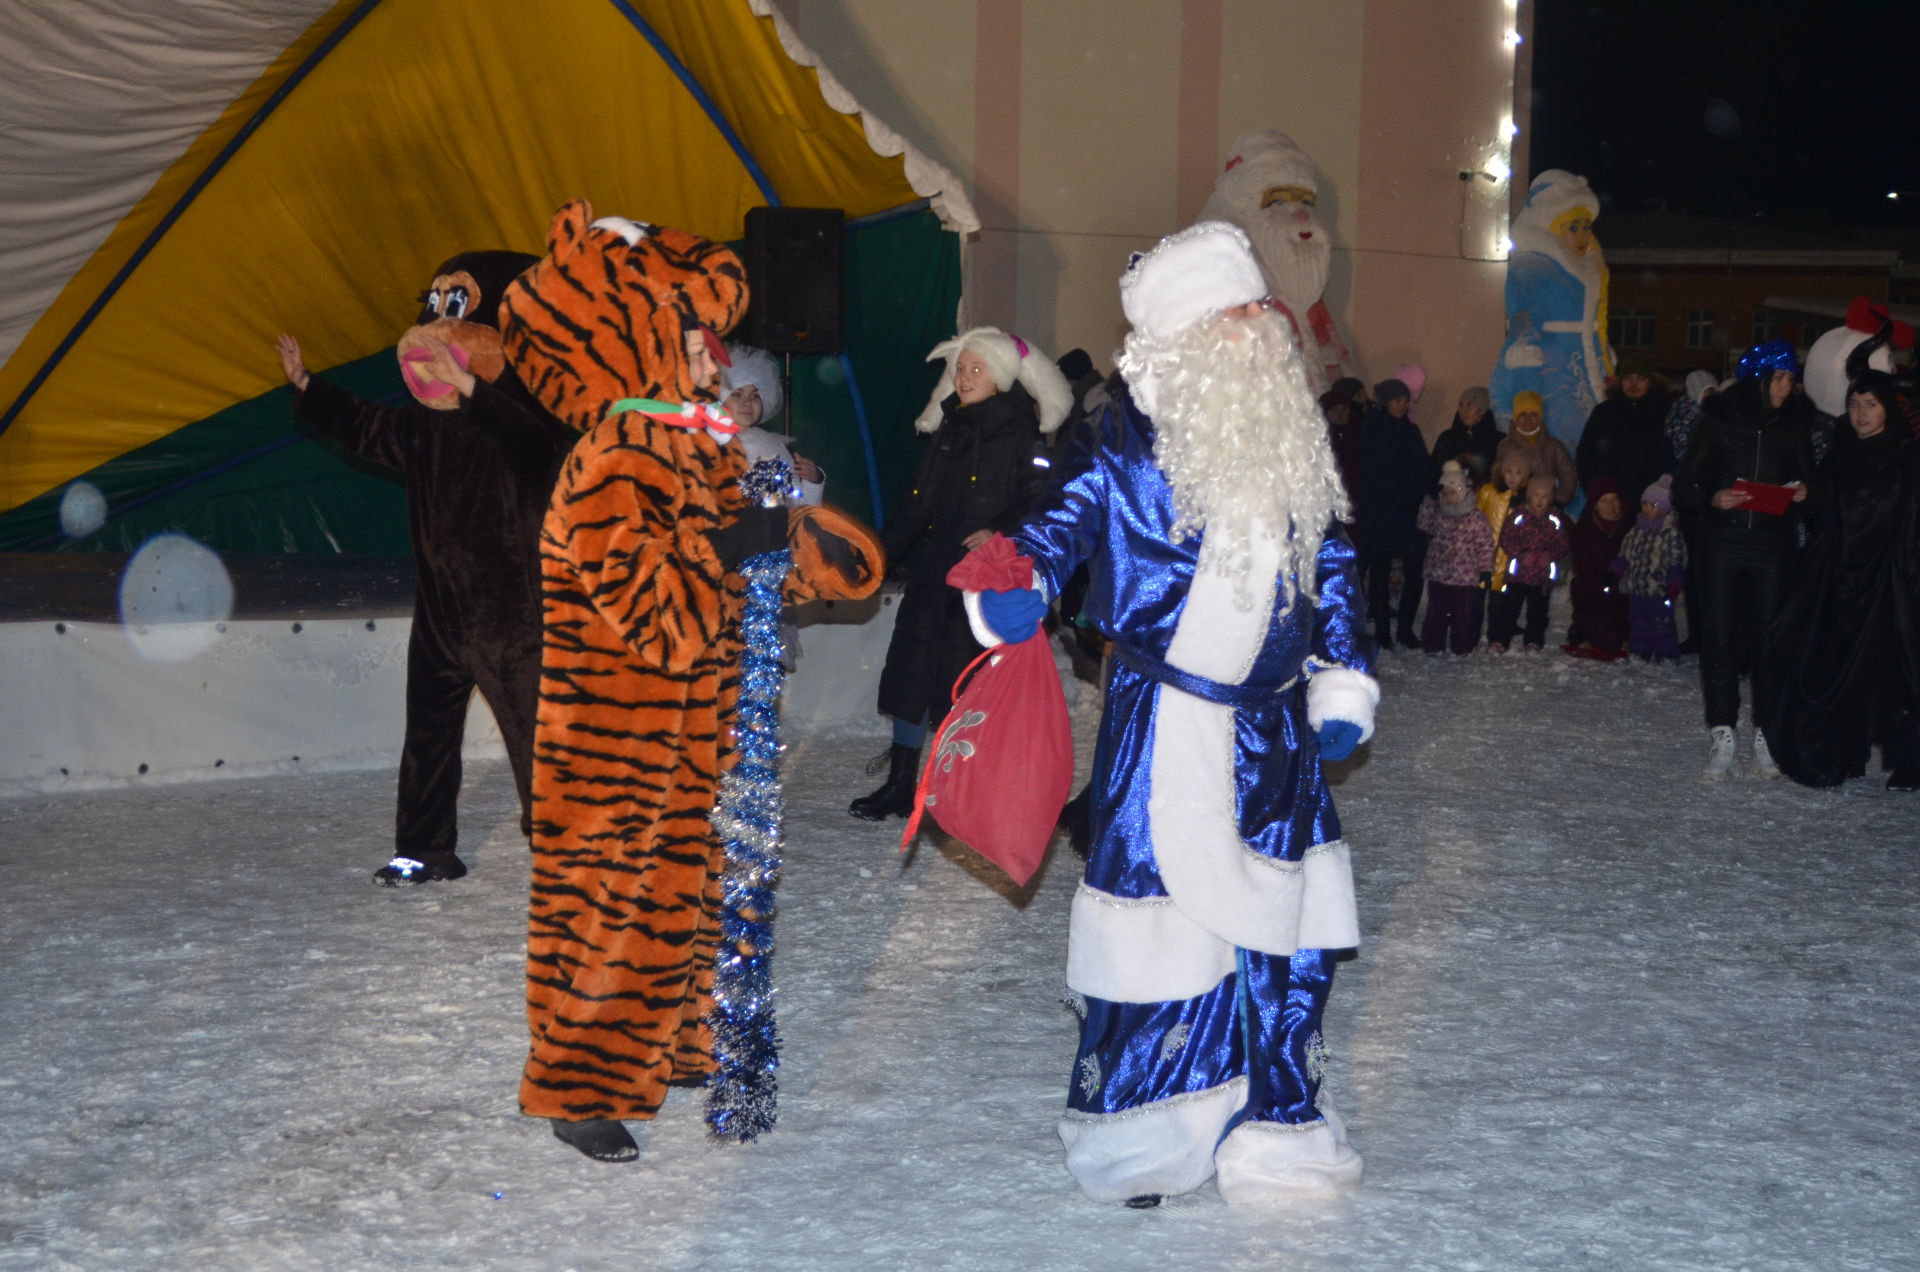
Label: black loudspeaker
xmin=743 ymin=206 xmax=844 ymax=355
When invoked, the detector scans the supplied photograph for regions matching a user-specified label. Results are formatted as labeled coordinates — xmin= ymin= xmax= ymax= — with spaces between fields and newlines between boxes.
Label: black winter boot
xmin=849 ymin=744 xmax=921 ymax=821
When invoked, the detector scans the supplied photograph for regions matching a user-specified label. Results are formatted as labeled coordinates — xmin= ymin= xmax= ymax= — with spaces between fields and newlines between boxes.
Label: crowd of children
xmin=1325 ymin=376 xmax=1690 ymax=665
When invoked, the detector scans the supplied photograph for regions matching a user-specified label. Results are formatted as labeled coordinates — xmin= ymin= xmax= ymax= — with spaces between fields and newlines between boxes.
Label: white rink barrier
xmin=0 ymin=590 xmax=900 ymax=797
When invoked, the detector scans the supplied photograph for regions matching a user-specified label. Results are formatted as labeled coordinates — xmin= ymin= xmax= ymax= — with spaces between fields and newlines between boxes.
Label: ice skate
xmin=1701 ymin=726 xmax=1736 ymax=780
xmin=372 ymin=854 xmax=468 ymax=886
xmin=551 ymin=1118 xmax=638 ymax=1162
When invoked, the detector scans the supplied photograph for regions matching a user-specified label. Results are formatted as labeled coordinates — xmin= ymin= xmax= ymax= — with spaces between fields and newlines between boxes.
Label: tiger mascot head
xmin=499 ymin=198 xmax=748 ymax=432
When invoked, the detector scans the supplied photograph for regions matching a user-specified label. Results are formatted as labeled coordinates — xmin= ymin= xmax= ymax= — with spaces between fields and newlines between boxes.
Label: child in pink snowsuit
xmin=1416 ymin=459 xmax=1496 ymax=654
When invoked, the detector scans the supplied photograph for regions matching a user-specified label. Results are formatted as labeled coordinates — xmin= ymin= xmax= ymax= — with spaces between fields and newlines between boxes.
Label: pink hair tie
xmin=1010 ymin=334 xmax=1029 ymax=359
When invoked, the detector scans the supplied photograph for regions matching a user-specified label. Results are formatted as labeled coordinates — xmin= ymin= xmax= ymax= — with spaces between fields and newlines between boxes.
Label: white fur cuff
xmin=1214 ymin=1108 xmax=1364 ymax=1204
xmin=1305 ymin=667 xmax=1379 ymax=743
xmin=1059 ymin=1077 xmax=1248 ymax=1203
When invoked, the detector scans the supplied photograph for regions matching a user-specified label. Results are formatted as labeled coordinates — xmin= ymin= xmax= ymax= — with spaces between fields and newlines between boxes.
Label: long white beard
xmin=1244 ymin=207 xmax=1333 ymax=312
xmin=1117 ymin=309 xmax=1350 ymax=607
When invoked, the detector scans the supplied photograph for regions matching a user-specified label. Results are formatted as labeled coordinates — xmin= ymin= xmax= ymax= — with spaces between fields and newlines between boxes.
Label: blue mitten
xmin=1317 ymin=719 xmax=1363 ymax=761
xmin=978 ymin=587 xmax=1048 ymax=644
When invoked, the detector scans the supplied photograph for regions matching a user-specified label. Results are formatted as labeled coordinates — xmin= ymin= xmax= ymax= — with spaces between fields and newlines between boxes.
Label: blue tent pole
xmin=835 ymin=353 xmax=885 ymax=528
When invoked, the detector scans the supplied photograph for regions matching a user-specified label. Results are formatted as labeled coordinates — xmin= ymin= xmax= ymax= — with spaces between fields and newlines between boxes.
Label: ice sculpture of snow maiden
xmin=1490 ymin=169 xmax=1612 ymax=452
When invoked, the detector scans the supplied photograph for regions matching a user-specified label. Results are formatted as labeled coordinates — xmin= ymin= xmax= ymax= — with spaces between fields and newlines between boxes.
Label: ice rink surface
xmin=3 ymin=649 xmax=1914 ymax=1271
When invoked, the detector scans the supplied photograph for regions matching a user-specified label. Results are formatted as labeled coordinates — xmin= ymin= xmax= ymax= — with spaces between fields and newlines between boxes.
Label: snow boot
xmin=372 ymin=854 xmax=468 ymax=886
xmin=1701 ymin=726 xmax=1736 ymax=780
xmin=1124 ymin=1194 xmax=1163 ymax=1209
xmin=849 ymin=745 xmax=921 ymax=821
xmin=1750 ymin=731 xmax=1782 ymax=780
xmin=551 ymin=1117 xmax=638 ymax=1162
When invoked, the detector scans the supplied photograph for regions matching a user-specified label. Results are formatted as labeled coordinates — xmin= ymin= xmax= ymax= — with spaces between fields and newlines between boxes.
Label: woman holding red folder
xmin=1673 ymin=340 xmax=1817 ymax=779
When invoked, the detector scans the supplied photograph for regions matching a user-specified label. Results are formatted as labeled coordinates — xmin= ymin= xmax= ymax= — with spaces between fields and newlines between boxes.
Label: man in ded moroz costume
xmin=1199 ymin=129 xmax=1353 ymax=396
xmin=1490 ymin=169 xmax=1612 ymax=452
xmin=963 ymin=222 xmax=1379 ymax=1205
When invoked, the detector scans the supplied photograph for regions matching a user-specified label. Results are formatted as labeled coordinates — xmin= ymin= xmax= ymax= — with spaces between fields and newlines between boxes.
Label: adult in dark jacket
xmin=1354 ymin=377 xmax=1430 ymax=647
xmin=274 ymin=250 xmax=575 ymax=885
xmin=1762 ymin=372 xmax=1920 ymax=790
xmin=1577 ymin=361 xmax=1677 ymax=508
xmin=1429 ymin=385 xmax=1504 ymax=486
xmin=850 ymin=327 xmax=1072 ymax=819
xmin=1673 ymin=341 xmax=1817 ymax=779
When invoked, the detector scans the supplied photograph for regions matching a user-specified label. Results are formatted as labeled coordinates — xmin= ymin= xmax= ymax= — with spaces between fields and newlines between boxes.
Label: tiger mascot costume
xmin=499 ymin=200 xmax=882 ymax=1161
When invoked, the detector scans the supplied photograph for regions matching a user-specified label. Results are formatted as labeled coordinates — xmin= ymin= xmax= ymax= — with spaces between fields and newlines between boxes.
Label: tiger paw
xmin=551 ymin=1118 xmax=639 ymax=1162
xmin=371 ymin=854 xmax=468 ymax=887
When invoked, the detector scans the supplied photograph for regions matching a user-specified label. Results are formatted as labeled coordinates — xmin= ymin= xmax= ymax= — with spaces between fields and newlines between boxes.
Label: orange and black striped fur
xmin=500 ymin=201 xmax=880 ymax=1123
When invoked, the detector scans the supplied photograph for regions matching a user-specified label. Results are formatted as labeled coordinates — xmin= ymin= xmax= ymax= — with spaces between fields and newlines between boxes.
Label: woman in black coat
xmin=1763 ymin=372 xmax=1920 ymax=790
xmin=1672 ymin=341 xmax=1818 ymax=778
xmin=851 ymin=328 xmax=1071 ymax=819
xmin=1354 ymin=377 xmax=1431 ymax=648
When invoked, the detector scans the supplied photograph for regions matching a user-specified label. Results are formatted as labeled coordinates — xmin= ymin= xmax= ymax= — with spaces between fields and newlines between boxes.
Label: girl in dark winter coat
xmin=850 ymin=327 xmax=1073 ymax=819
xmin=1489 ymin=474 xmax=1570 ymax=652
xmin=1763 ymin=372 xmax=1920 ymax=791
xmin=1563 ymin=476 xmax=1631 ymax=658
xmin=1355 ymin=377 xmax=1431 ymax=648
xmin=1673 ymin=340 xmax=1818 ymax=780
xmin=1614 ymin=475 xmax=1688 ymax=662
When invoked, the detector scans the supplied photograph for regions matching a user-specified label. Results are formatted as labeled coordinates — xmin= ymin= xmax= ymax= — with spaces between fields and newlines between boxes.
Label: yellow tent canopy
xmin=0 ymin=0 xmax=973 ymax=542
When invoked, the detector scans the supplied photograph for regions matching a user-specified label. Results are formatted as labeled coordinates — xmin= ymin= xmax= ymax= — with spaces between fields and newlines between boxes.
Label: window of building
xmin=1686 ymin=308 xmax=1716 ymax=350
xmin=1752 ymin=307 xmax=1782 ymax=345
xmin=1609 ymin=308 xmax=1655 ymax=349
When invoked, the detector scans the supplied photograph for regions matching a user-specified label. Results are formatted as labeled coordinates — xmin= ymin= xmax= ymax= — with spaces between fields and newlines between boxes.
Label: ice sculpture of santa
xmin=1199 ymin=129 xmax=1352 ymax=396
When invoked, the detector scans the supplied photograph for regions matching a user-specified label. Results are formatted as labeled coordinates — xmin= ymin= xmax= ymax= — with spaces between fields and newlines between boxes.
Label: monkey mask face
xmin=395 ymin=249 xmax=538 ymax=410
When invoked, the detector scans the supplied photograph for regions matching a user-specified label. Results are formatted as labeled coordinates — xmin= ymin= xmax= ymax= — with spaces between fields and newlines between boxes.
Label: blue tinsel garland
xmin=705 ymin=458 xmax=797 ymax=1142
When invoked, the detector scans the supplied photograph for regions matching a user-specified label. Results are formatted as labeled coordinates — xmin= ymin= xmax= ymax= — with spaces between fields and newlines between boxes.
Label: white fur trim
xmin=961 ymin=589 xmax=1000 ymax=649
xmin=745 ymin=0 xmax=979 ymax=234
xmin=1142 ymin=531 xmax=1359 ymax=954
xmin=1065 ymin=885 xmax=1236 ymax=1004
xmin=1121 ymin=221 xmax=1268 ymax=343
xmin=1214 ymin=1104 xmax=1364 ymax=1203
xmin=960 ymin=565 xmax=1042 ymax=648
xmin=1304 ymin=667 xmax=1379 ymax=744
xmin=1058 ymin=1077 xmax=1247 ymax=1203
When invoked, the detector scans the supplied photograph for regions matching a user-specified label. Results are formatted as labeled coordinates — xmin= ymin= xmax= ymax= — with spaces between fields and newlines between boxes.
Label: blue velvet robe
xmin=1008 ymin=389 xmax=1373 ymax=1201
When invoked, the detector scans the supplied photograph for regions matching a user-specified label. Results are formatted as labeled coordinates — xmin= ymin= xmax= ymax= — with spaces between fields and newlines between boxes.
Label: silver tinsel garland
xmin=705 ymin=458 xmax=795 ymax=1142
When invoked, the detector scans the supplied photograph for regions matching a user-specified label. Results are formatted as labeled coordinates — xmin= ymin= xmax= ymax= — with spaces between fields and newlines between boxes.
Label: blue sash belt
xmin=1113 ymin=642 xmax=1299 ymax=711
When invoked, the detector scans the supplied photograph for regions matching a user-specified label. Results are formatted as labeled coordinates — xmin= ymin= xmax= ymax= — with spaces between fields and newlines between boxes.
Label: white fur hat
xmin=1120 ymin=221 xmax=1268 ymax=343
xmin=915 ymin=326 xmax=1074 ymax=435
xmin=722 ymin=343 xmax=783 ymax=422
xmin=1517 ymin=169 xmax=1598 ymax=232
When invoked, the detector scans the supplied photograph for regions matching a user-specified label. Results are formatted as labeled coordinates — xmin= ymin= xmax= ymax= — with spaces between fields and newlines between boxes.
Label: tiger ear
xmin=546 ymin=199 xmax=594 ymax=259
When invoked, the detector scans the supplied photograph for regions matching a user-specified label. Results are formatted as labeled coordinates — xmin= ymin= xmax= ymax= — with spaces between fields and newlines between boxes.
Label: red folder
xmin=1732 ymin=479 xmax=1796 ymax=516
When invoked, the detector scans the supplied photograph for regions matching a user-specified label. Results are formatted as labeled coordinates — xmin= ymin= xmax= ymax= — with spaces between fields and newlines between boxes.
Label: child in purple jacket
xmin=1489 ymin=474 xmax=1571 ymax=653
xmin=1416 ymin=459 xmax=1497 ymax=654
xmin=1613 ymin=474 xmax=1688 ymax=661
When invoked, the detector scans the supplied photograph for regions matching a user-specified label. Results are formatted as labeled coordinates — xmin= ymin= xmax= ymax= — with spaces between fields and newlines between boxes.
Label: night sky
xmin=1530 ymin=0 xmax=1920 ymax=229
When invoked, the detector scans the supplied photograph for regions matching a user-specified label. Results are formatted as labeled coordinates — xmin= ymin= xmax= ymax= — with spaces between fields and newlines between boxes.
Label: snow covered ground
xmin=3 ymin=648 xmax=1915 ymax=1271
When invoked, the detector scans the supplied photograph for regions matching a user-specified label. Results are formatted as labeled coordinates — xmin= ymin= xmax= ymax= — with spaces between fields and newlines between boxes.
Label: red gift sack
xmin=899 ymin=538 xmax=1074 ymax=885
